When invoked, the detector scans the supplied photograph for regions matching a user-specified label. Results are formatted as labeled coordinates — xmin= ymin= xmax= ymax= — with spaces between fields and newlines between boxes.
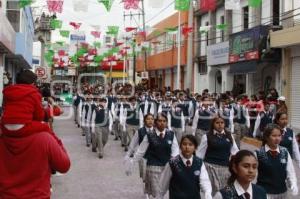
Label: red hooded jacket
xmin=2 ymin=84 xmax=45 ymax=124
xmin=0 ymin=122 xmax=71 ymax=199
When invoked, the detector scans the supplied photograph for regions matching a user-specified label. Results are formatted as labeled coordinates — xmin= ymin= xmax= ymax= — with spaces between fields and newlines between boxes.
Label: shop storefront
xmin=229 ymin=25 xmax=281 ymax=96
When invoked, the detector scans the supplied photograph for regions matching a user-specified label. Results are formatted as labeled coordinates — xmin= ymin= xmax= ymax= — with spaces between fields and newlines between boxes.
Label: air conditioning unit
xmin=141 ymin=71 xmax=149 ymax=79
xmin=104 ymin=35 xmax=114 ymax=46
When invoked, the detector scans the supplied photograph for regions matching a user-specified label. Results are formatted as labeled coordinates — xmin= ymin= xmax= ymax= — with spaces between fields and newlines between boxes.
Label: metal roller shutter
xmin=291 ymin=57 xmax=300 ymax=130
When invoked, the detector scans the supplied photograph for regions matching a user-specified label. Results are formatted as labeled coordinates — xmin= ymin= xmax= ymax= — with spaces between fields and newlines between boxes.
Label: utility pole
xmin=123 ymin=0 xmax=147 ymax=84
xmin=186 ymin=1 xmax=194 ymax=91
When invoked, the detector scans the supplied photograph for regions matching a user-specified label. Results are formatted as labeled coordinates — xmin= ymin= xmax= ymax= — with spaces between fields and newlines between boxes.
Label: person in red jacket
xmin=0 ymin=122 xmax=71 ymax=199
xmin=0 ymin=70 xmax=71 ymax=198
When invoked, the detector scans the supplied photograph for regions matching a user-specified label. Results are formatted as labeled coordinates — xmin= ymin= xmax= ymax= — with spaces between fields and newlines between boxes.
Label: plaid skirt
xmin=205 ymin=162 xmax=230 ymax=195
xmin=138 ymin=158 xmax=147 ymax=181
xmin=267 ymin=192 xmax=287 ymax=199
xmin=144 ymin=165 xmax=165 ymax=197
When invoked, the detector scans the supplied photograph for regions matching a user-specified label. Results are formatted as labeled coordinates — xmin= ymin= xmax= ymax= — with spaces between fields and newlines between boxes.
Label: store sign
xmin=207 ymin=41 xmax=229 ymax=66
xmin=70 ymin=34 xmax=86 ymax=41
xmin=229 ymin=25 xmax=269 ymax=63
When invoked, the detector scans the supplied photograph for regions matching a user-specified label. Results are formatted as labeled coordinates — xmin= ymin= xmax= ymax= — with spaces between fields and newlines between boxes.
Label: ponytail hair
xmin=227 ymin=150 xmax=257 ymax=185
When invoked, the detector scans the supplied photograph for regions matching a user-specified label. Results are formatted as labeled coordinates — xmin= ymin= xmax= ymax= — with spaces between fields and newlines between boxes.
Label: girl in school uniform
xmin=197 ymin=116 xmax=239 ymax=195
xmin=213 ymin=150 xmax=267 ymax=199
xmin=131 ymin=113 xmax=179 ymax=198
xmin=256 ymin=124 xmax=298 ymax=199
xmin=125 ymin=113 xmax=155 ymax=181
xmin=274 ymin=112 xmax=300 ymax=168
xmin=158 ymin=134 xmax=212 ymax=199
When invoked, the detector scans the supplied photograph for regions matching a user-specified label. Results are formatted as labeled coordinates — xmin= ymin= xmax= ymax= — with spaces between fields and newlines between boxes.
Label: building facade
xmin=270 ymin=0 xmax=300 ymax=130
xmin=193 ymin=0 xmax=281 ymax=96
xmin=136 ymin=11 xmax=189 ymax=90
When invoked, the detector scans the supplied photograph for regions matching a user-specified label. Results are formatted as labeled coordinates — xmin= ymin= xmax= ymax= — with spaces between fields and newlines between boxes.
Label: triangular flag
xmin=216 ymin=24 xmax=228 ymax=30
xmin=107 ymin=26 xmax=119 ymax=35
xmin=59 ymin=30 xmax=70 ymax=38
xmin=152 ymin=30 xmax=161 ymax=36
xmin=93 ymin=42 xmax=101 ymax=48
xmin=141 ymin=41 xmax=150 ymax=49
xmin=73 ymin=0 xmax=89 ymax=12
xmin=148 ymin=0 xmax=164 ymax=8
xmin=248 ymin=0 xmax=262 ymax=7
xmin=124 ymin=0 xmax=139 ymax=10
xmin=182 ymin=26 xmax=193 ymax=36
xmin=19 ymin=0 xmax=33 ymax=8
xmin=137 ymin=31 xmax=146 ymax=38
xmin=98 ymin=0 xmax=114 ymax=12
xmin=165 ymin=27 xmax=178 ymax=35
xmin=69 ymin=22 xmax=82 ymax=30
xmin=199 ymin=25 xmax=211 ymax=34
xmin=225 ymin=0 xmax=241 ymax=10
xmin=50 ymin=19 xmax=62 ymax=29
xmin=55 ymin=41 xmax=65 ymax=46
xmin=47 ymin=0 xmax=64 ymax=13
xmin=200 ymin=0 xmax=216 ymax=12
xmin=175 ymin=0 xmax=190 ymax=11
xmin=125 ymin=27 xmax=137 ymax=32
xmin=58 ymin=50 xmax=66 ymax=56
xmin=91 ymin=31 xmax=101 ymax=38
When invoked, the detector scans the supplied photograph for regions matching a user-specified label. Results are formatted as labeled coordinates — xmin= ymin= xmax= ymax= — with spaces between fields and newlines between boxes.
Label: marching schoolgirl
xmin=122 ymin=97 xmax=143 ymax=152
xmin=158 ymin=134 xmax=212 ymax=199
xmin=274 ymin=112 xmax=300 ymax=168
xmin=253 ymin=102 xmax=274 ymax=139
xmin=197 ymin=116 xmax=239 ymax=195
xmin=130 ymin=113 xmax=179 ymax=198
xmin=124 ymin=113 xmax=155 ymax=182
xmin=91 ymin=98 xmax=109 ymax=158
xmin=256 ymin=124 xmax=298 ymax=199
xmin=213 ymin=150 xmax=267 ymax=199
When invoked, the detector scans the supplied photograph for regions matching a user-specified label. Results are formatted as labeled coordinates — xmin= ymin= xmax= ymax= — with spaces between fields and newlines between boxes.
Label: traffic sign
xmin=36 ymin=67 xmax=46 ymax=78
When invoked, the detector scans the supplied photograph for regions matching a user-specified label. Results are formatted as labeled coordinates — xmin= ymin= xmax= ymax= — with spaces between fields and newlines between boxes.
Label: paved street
xmin=51 ymin=107 xmax=300 ymax=199
xmin=51 ymin=107 xmax=144 ymax=199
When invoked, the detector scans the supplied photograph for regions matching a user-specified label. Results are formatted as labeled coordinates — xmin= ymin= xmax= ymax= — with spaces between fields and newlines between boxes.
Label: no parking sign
xmin=36 ymin=67 xmax=47 ymax=79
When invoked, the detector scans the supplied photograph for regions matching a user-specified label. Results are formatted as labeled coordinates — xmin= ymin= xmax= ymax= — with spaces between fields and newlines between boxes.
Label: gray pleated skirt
xmin=144 ymin=165 xmax=165 ymax=197
xmin=267 ymin=192 xmax=288 ymax=199
xmin=205 ymin=162 xmax=230 ymax=195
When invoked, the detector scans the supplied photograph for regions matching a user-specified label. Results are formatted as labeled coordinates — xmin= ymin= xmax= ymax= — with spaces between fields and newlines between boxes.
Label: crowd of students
xmin=73 ymin=85 xmax=300 ymax=199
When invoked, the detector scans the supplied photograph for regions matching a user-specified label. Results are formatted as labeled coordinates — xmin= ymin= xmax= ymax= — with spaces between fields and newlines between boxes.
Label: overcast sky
xmin=32 ymin=0 xmax=176 ymax=45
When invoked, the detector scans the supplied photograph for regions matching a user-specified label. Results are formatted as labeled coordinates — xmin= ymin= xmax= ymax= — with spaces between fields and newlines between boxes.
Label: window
xmin=220 ymin=16 xmax=225 ymax=42
xmin=205 ymin=21 xmax=209 ymax=46
xmin=243 ymin=6 xmax=249 ymax=30
xmin=273 ymin=0 xmax=280 ymax=25
xmin=6 ymin=1 xmax=20 ymax=32
xmin=198 ymin=56 xmax=207 ymax=75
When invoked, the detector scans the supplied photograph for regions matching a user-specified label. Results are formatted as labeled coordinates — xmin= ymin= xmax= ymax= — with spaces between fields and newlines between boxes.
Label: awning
xmin=6 ymin=54 xmax=32 ymax=69
xmin=104 ymin=72 xmax=128 ymax=78
xmin=229 ymin=61 xmax=257 ymax=74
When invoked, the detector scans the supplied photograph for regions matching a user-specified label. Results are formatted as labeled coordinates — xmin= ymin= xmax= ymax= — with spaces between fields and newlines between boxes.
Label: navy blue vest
xmin=146 ymin=130 xmax=174 ymax=166
xmin=161 ymin=104 xmax=172 ymax=117
xmin=169 ymin=155 xmax=202 ymax=199
xmin=256 ymin=146 xmax=288 ymax=194
xmin=74 ymin=95 xmax=82 ymax=107
xmin=138 ymin=127 xmax=148 ymax=144
xmin=233 ymin=106 xmax=246 ymax=124
xmin=259 ymin=112 xmax=273 ymax=131
xmin=84 ymin=104 xmax=90 ymax=119
xmin=94 ymin=107 xmax=109 ymax=127
xmin=221 ymin=108 xmax=230 ymax=128
xmin=197 ymin=109 xmax=213 ymax=131
xmin=126 ymin=105 xmax=140 ymax=126
xmin=177 ymin=102 xmax=189 ymax=117
xmin=171 ymin=106 xmax=183 ymax=129
xmin=280 ymin=128 xmax=294 ymax=158
xmin=220 ymin=184 xmax=267 ymax=199
xmin=204 ymin=134 xmax=232 ymax=166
